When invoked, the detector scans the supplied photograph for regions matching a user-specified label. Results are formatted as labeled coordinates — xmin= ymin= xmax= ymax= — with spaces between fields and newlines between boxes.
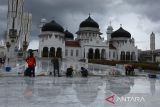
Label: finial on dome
xmin=109 ymin=20 xmax=112 ymax=26
xmin=51 ymin=17 xmax=55 ymax=21
xmin=120 ymin=24 xmax=122 ymax=27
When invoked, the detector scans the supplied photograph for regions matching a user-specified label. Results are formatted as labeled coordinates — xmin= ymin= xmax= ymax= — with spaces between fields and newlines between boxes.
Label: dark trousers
xmin=53 ymin=66 xmax=60 ymax=76
xmin=30 ymin=67 xmax=35 ymax=77
xmin=24 ymin=67 xmax=35 ymax=77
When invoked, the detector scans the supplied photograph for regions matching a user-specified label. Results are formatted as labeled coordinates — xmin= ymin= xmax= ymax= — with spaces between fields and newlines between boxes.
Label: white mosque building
xmin=38 ymin=16 xmax=138 ymax=61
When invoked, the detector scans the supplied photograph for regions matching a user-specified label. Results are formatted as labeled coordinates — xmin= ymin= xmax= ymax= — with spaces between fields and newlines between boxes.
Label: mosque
xmin=38 ymin=16 xmax=138 ymax=61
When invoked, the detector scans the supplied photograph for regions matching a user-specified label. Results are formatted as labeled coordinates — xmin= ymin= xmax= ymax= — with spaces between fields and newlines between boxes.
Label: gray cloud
xmin=23 ymin=0 xmax=116 ymax=39
xmin=0 ymin=0 xmax=160 ymax=49
xmin=124 ymin=0 xmax=160 ymax=21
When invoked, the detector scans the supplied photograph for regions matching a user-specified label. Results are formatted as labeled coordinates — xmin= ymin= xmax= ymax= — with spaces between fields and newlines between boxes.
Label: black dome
xmin=65 ymin=30 xmax=74 ymax=39
xmin=111 ymin=27 xmax=131 ymax=38
xmin=80 ymin=16 xmax=99 ymax=28
xmin=42 ymin=20 xmax=64 ymax=33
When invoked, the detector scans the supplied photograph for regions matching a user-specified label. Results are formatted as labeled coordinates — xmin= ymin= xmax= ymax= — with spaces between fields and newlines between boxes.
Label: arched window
xmin=120 ymin=51 xmax=125 ymax=60
xmin=71 ymin=50 xmax=74 ymax=56
xmin=88 ymin=48 xmax=94 ymax=59
xmin=56 ymin=47 xmax=62 ymax=58
xmin=95 ymin=49 xmax=100 ymax=59
xmin=42 ymin=47 xmax=48 ymax=57
xmin=126 ymin=52 xmax=130 ymax=61
xmin=49 ymin=47 xmax=55 ymax=57
xmin=76 ymin=50 xmax=79 ymax=57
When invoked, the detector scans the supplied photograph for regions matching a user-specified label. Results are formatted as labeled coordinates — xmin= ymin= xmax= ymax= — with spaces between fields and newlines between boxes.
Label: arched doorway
xmin=101 ymin=49 xmax=106 ymax=59
xmin=126 ymin=52 xmax=130 ymax=61
xmin=88 ymin=48 xmax=94 ymax=59
xmin=95 ymin=49 xmax=100 ymax=59
xmin=120 ymin=51 xmax=125 ymax=60
xmin=56 ymin=47 xmax=62 ymax=58
xmin=49 ymin=47 xmax=55 ymax=57
xmin=131 ymin=52 xmax=136 ymax=61
xmin=42 ymin=47 xmax=48 ymax=57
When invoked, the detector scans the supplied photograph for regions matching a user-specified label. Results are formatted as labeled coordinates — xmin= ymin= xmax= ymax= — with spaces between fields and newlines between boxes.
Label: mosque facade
xmin=38 ymin=16 xmax=138 ymax=61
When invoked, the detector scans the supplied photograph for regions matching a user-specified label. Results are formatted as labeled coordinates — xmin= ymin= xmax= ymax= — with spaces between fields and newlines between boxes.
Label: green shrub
xmin=89 ymin=59 xmax=158 ymax=71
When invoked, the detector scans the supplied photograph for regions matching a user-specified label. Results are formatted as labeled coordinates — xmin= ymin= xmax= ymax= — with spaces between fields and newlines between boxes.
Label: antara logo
xmin=105 ymin=95 xmax=115 ymax=104
xmin=105 ymin=95 xmax=145 ymax=104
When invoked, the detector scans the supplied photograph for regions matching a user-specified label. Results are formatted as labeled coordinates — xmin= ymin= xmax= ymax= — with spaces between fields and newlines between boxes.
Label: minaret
xmin=39 ymin=18 xmax=47 ymax=33
xmin=150 ymin=32 xmax=155 ymax=51
xmin=106 ymin=21 xmax=113 ymax=41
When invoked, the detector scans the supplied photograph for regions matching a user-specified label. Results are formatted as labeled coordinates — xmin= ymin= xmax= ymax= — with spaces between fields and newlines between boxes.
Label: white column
xmin=118 ymin=51 xmax=121 ymax=61
xmin=100 ymin=49 xmax=102 ymax=59
xmin=85 ymin=49 xmax=88 ymax=60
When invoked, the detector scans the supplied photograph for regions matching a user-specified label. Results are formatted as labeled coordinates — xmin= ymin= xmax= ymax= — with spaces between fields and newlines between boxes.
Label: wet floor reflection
xmin=74 ymin=77 xmax=103 ymax=106
xmin=0 ymin=77 xmax=160 ymax=107
xmin=149 ymin=79 xmax=156 ymax=95
xmin=106 ymin=77 xmax=134 ymax=97
xmin=23 ymin=78 xmax=35 ymax=100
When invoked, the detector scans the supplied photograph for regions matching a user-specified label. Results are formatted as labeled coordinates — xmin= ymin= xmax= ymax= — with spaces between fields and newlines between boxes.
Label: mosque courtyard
xmin=0 ymin=59 xmax=160 ymax=107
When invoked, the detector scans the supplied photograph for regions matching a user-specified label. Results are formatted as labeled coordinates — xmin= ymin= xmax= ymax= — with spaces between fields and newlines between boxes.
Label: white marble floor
xmin=0 ymin=76 xmax=160 ymax=107
xmin=0 ymin=59 xmax=160 ymax=107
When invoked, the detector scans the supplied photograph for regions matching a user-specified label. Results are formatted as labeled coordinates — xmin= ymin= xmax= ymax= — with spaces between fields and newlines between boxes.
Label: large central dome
xmin=80 ymin=16 xmax=99 ymax=28
xmin=42 ymin=20 xmax=64 ymax=33
xmin=111 ymin=27 xmax=131 ymax=38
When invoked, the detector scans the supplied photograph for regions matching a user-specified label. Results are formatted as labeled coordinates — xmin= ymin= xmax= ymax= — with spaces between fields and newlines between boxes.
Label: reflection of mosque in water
xmin=22 ymin=77 xmax=136 ymax=106
xmin=107 ymin=77 xmax=134 ymax=97
xmin=74 ymin=78 xmax=103 ymax=106
xmin=35 ymin=77 xmax=75 ymax=101
xmin=149 ymin=79 xmax=156 ymax=95
xmin=36 ymin=78 xmax=63 ymax=98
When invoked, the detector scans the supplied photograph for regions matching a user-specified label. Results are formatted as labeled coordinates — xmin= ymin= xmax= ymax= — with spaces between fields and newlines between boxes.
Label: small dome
xmin=111 ymin=27 xmax=131 ymax=38
xmin=65 ymin=30 xmax=74 ymax=40
xmin=151 ymin=32 xmax=155 ymax=36
xmin=107 ymin=26 xmax=113 ymax=30
xmin=42 ymin=20 xmax=64 ymax=33
xmin=41 ymin=18 xmax=47 ymax=23
xmin=80 ymin=16 xmax=99 ymax=28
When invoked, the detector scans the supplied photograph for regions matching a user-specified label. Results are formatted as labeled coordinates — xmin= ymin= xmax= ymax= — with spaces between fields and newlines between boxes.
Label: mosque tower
xmin=39 ymin=18 xmax=47 ymax=33
xmin=106 ymin=21 xmax=113 ymax=42
xmin=150 ymin=32 xmax=155 ymax=51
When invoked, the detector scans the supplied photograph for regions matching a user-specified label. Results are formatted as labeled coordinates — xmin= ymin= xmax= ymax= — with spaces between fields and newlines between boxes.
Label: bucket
xmin=5 ymin=66 xmax=11 ymax=72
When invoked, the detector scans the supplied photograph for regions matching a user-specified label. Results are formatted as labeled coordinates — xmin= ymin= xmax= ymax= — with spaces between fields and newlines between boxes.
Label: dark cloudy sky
xmin=0 ymin=0 xmax=160 ymax=50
